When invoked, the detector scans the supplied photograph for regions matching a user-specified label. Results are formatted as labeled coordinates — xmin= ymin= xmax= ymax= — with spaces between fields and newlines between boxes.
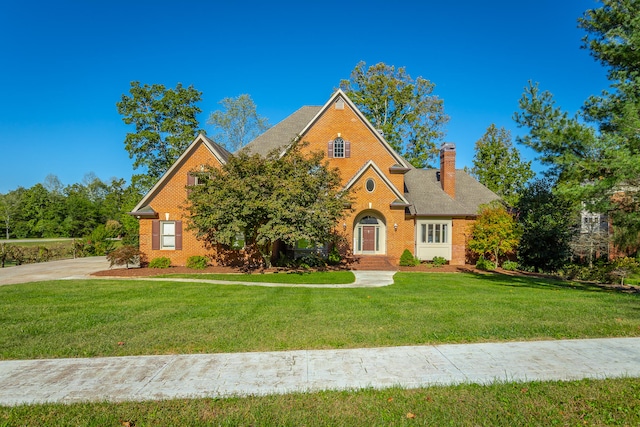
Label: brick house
xmin=130 ymin=89 xmax=499 ymax=266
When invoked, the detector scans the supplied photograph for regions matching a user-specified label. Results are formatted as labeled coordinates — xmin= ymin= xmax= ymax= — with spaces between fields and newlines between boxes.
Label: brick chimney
xmin=439 ymin=143 xmax=456 ymax=198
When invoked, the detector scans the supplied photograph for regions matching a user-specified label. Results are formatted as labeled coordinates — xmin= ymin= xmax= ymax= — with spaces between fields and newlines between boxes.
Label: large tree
xmin=186 ymin=143 xmax=352 ymax=267
xmin=207 ymin=94 xmax=270 ymax=152
xmin=340 ymin=61 xmax=449 ymax=168
xmin=117 ymin=81 xmax=203 ymax=179
xmin=468 ymin=124 xmax=534 ymax=206
xmin=517 ymin=179 xmax=576 ymax=272
xmin=513 ymin=0 xmax=640 ymax=252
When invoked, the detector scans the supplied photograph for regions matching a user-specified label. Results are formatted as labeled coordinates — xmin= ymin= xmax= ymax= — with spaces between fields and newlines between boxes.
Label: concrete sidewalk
xmin=1 ymin=338 xmax=639 ymax=406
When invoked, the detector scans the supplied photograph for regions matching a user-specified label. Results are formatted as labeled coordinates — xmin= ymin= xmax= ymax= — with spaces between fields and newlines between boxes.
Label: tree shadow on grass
xmin=460 ymin=269 xmax=638 ymax=295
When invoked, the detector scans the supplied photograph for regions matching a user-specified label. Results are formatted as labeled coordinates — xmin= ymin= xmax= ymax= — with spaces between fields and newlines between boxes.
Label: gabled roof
xmin=240 ymin=89 xmax=410 ymax=168
xmin=241 ymin=106 xmax=321 ymax=157
xmin=344 ymin=160 xmax=410 ymax=206
xmin=129 ymin=133 xmax=230 ymax=215
xmin=404 ymin=168 xmax=500 ymax=216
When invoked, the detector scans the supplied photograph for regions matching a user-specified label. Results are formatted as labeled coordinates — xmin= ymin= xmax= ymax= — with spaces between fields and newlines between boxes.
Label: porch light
xmin=165 ymin=213 xmax=170 ymax=220
xmin=343 ymin=222 xmax=347 ymax=230
xmin=394 ymin=223 xmax=398 ymax=231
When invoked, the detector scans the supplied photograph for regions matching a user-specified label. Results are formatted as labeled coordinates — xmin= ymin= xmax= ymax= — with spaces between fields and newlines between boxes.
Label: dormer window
xmin=327 ymin=137 xmax=351 ymax=158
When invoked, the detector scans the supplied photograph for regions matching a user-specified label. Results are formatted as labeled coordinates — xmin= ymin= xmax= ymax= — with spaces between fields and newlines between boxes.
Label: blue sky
xmin=0 ymin=0 xmax=609 ymax=194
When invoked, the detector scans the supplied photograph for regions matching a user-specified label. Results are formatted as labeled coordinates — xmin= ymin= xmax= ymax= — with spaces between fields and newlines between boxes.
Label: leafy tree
xmin=340 ymin=61 xmax=449 ymax=168
xmin=517 ymin=179 xmax=576 ymax=272
xmin=468 ymin=124 xmax=534 ymax=206
xmin=117 ymin=81 xmax=203 ymax=179
xmin=609 ymin=257 xmax=640 ymax=286
xmin=514 ymin=0 xmax=640 ymax=253
xmin=62 ymin=183 xmax=101 ymax=237
xmin=0 ymin=190 xmax=22 ymax=240
xmin=468 ymin=202 xmax=520 ymax=267
xmin=186 ymin=143 xmax=352 ymax=267
xmin=207 ymin=94 xmax=269 ymax=152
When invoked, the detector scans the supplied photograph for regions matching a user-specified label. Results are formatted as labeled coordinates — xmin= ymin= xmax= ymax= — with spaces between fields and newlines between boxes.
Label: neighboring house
xmin=130 ymin=90 xmax=500 ymax=266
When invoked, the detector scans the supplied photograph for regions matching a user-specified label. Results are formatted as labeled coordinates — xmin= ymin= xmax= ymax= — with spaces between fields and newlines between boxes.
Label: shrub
xmin=476 ymin=257 xmax=496 ymax=271
xmin=186 ymin=255 xmax=208 ymax=269
xmin=327 ymin=246 xmax=341 ymax=266
xmin=608 ymin=257 xmax=640 ymax=285
xmin=106 ymin=245 xmax=141 ymax=268
xmin=296 ymin=253 xmax=326 ymax=269
xmin=149 ymin=257 xmax=171 ymax=268
xmin=399 ymin=249 xmax=419 ymax=266
xmin=502 ymin=260 xmax=518 ymax=271
xmin=432 ymin=256 xmax=447 ymax=266
xmin=273 ymin=252 xmax=294 ymax=268
xmin=89 ymin=225 xmax=115 ymax=256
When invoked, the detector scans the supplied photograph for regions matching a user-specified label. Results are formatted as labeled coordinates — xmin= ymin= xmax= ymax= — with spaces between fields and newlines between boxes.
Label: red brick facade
xmin=132 ymin=91 xmax=494 ymax=267
xmin=135 ymin=137 xmax=224 ymax=266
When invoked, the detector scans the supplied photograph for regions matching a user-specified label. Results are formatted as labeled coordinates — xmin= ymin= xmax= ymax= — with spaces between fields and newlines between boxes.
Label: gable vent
xmin=335 ymin=97 xmax=345 ymax=110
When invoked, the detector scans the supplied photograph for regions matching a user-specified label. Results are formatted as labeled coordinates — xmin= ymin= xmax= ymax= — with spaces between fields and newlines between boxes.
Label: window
xmin=334 ymin=137 xmax=345 ymax=158
xmin=421 ymin=223 xmax=448 ymax=243
xmin=152 ymin=220 xmax=182 ymax=250
xmin=328 ymin=137 xmax=350 ymax=158
xmin=161 ymin=221 xmax=176 ymax=249
xmin=365 ymin=178 xmax=375 ymax=192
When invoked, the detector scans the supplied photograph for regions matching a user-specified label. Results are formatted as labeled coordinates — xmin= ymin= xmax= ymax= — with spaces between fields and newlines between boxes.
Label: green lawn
xmin=157 ymin=270 xmax=355 ymax=284
xmin=2 ymin=378 xmax=639 ymax=426
xmin=1 ymin=272 xmax=638 ymax=360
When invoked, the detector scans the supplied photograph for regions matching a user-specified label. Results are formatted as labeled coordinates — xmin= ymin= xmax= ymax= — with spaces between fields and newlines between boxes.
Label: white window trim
xmin=353 ymin=214 xmax=386 ymax=255
xmin=160 ymin=221 xmax=176 ymax=250
xmin=415 ymin=219 xmax=452 ymax=260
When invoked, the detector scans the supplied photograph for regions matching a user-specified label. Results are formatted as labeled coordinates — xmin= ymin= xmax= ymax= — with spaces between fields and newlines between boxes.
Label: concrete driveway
xmin=0 ymin=257 xmax=112 ymax=286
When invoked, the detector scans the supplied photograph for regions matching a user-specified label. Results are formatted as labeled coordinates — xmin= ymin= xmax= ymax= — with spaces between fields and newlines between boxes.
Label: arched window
xmin=328 ymin=137 xmax=351 ymax=158
xmin=333 ymin=137 xmax=345 ymax=158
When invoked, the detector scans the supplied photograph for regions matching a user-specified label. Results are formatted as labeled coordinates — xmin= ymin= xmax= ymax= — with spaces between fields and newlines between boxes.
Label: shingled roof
xmin=240 ymin=106 xmax=322 ymax=156
xmin=404 ymin=168 xmax=500 ymax=216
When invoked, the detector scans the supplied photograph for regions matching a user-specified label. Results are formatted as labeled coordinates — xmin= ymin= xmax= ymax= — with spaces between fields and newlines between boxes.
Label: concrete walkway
xmin=1 ymin=338 xmax=639 ymax=406
xmin=92 ymin=270 xmax=396 ymax=288
xmin=0 ymin=257 xmax=396 ymax=288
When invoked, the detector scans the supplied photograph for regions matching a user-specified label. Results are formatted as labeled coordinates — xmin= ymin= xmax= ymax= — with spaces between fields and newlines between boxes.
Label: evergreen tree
xmin=469 ymin=124 xmax=534 ymax=206
xmin=514 ymin=0 xmax=640 ymax=252
xmin=517 ymin=179 xmax=576 ymax=272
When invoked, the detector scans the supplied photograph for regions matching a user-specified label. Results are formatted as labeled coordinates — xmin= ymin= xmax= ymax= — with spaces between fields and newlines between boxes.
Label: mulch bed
xmin=92 ymin=265 xmax=244 ymax=277
xmin=93 ymin=263 xmax=486 ymax=278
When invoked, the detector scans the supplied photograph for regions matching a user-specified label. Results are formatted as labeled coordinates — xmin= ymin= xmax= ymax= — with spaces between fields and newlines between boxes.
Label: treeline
xmin=0 ymin=174 xmax=143 ymax=245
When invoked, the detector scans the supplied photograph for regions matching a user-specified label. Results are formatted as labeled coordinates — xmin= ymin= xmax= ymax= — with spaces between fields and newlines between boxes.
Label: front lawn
xmin=157 ymin=270 xmax=355 ymax=284
xmin=0 ymin=272 xmax=638 ymax=359
xmin=2 ymin=378 xmax=639 ymax=426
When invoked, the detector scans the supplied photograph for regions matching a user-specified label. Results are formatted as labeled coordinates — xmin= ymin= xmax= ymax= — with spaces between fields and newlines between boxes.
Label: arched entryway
xmin=353 ymin=211 xmax=387 ymax=255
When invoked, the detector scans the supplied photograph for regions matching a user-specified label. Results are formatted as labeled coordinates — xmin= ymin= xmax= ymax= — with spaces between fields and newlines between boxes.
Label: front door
xmin=362 ymin=226 xmax=376 ymax=251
